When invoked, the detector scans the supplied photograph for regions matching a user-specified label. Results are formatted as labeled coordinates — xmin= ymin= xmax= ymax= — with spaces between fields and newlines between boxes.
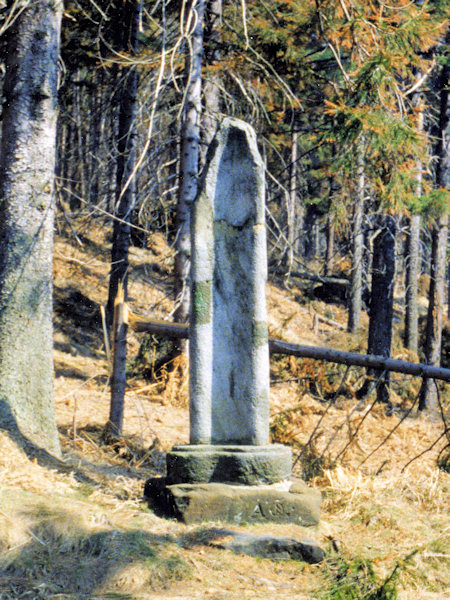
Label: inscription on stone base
xmin=144 ymin=478 xmax=321 ymax=526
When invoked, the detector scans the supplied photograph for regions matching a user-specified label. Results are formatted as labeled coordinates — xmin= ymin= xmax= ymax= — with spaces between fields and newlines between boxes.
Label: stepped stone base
xmin=166 ymin=444 xmax=292 ymax=485
xmin=144 ymin=478 xmax=321 ymax=526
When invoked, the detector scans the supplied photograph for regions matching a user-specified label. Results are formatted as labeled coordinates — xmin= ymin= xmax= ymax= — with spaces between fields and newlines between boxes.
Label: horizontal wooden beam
xmin=126 ymin=313 xmax=450 ymax=382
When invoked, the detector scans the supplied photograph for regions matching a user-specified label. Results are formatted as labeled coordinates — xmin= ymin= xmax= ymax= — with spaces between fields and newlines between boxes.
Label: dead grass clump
xmin=129 ymin=350 xmax=189 ymax=408
xmin=0 ymin=432 xmax=77 ymax=495
xmin=314 ymin=465 xmax=449 ymax=599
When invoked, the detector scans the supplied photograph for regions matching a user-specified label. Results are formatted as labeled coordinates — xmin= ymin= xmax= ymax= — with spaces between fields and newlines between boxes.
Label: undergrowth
xmin=322 ymin=556 xmax=402 ymax=600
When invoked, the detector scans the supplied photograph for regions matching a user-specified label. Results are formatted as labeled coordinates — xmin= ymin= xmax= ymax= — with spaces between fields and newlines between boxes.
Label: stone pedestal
xmin=144 ymin=478 xmax=321 ymax=526
xmin=166 ymin=444 xmax=292 ymax=485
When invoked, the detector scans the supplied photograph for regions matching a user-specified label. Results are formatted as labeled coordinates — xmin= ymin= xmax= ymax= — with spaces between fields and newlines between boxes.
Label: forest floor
xmin=0 ymin=215 xmax=449 ymax=599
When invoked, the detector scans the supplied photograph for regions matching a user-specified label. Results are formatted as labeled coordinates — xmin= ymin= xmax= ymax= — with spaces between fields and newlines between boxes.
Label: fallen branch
xmin=269 ymin=339 xmax=450 ymax=382
xmin=127 ymin=314 xmax=450 ymax=382
xmin=288 ymin=271 xmax=349 ymax=287
xmin=311 ymin=310 xmax=346 ymax=331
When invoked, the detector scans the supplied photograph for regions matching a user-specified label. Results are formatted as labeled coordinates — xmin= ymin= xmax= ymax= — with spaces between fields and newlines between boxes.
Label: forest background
xmin=54 ymin=0 xmax=449 ymax=421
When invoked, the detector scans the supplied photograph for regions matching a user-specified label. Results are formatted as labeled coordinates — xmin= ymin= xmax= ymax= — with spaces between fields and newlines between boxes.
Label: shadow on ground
xmin=0 ymin=505 xmax=187 ymax=599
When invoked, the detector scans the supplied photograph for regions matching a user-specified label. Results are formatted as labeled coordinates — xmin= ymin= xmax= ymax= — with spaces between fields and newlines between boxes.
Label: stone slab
xmin=144 ymin=478 xmax=321 ymax=526
xmin=166 ymin=444 xmax=292 ymax=485
xmin=211 ymin=530 xmax=325 ymax=563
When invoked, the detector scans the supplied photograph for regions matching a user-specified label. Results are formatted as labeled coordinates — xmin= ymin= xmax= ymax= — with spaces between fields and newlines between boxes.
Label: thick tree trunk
xmin=105 ymin=0 xmax=141 ymax=436
xmin=0 ymin=0 xmax=63 ymax=457
xmin=365 ymin=214 xmax=397 ymax=403
xmin=174 ymin=0 xmax=205 ymax=328
xmin=348 ymin=144 xmax=365 ymax=332
xmin=419 ymin=55 xmax=449 ymax=410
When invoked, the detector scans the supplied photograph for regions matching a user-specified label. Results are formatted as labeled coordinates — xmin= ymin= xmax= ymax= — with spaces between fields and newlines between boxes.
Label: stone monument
xmin=145 ymin=118 xmax=321 ymax=525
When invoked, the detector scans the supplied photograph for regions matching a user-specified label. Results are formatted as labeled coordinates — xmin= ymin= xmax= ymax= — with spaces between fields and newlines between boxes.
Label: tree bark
xmin=286 ymin=127 xmax=299 ymax=271
xmin=404 ymin=213 xmax=421 ymax=353
xmin=405 ymin=103 xmax=424 ymax=355
xmin=104 ymin=0 xmax=141 ymax=436
xmin=106 ymin=0 xmax=140 ymax=325
xmin=174 ymin=0 xmax=205 ymax=330
xmin=324 ymin=211 xmax=335 ymax=277
xmin=348 ymin=142 xmax=365 ymax=332
xmin=105 ymin=284 xmax=128 ymax=438
xmin=418 ymin=215 xmax=448 ymax=411
xmin=365 ymin=214 xmax=397 ymax=403
xmin=0 ymin=0 xmax=63 ymax=457
xmin=419 ymin=55 xmax=449 ymax=410
xmin=201 ymin=0 xmax=222 ymax=163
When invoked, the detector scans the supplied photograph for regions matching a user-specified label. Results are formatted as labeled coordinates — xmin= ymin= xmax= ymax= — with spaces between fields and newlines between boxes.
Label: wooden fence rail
xmin=126 ymin=312 xmax=450 ymax=382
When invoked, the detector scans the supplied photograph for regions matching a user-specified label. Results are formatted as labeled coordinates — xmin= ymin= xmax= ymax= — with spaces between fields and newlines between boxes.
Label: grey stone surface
xmin=214 ymin=531 xmax=325 ymax=563
xmin=144 ymin=478 xmax=321 ymax=526
xmin=189 ymin=117 xmax=269 ymax=446
xmin=166 ymin=444 xmax=292 ymax=485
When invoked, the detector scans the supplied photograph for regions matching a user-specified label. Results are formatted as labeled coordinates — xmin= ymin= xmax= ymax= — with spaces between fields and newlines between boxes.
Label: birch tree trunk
xmin=419 ymin=56 xmax=449 ymax=411
xmin=174 ymin=0 xmax=205 ymax=329
xmin=0 ymin=0 xmax=63 ymax=457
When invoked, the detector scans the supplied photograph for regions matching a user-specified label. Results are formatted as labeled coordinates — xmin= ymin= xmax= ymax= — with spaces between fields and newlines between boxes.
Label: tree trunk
xmin=324 ymin=212 xmax=335 ymax=277
xmin=419 ymin=55 xmax=449 ymax=411
xmin=174 ymin=0 xmax=205 ymax=329
xmin=105 ymin=0 xmax=141 ymax=436
xmin=404 ymin=103 xmax=424 ymax=355
xmin=286 ymin=128 xmax=299 ymax=271
xmin=106 ymin=2 xmax=140 ymax=323
xmin=201 ymin=0 xmax=222 ymax=163
xmin=0 ymin=0 xmax=63 ymax=457
xmin=419 ymin=216 xmax=448 ymax=411
xmin=348 ymin=143 xmax=365 ymax=332
xmin=105 ymin=284 xmax=128 ymax=439
xmin=324 ymin=170 xmax=338 ymax=277
xmin=365 ymin=214 xmax=397 ymax=403
xmin=405 ymin=214 xmax=421 ymax=353
xmin=88 ymin=69 xmax=103 ymax=205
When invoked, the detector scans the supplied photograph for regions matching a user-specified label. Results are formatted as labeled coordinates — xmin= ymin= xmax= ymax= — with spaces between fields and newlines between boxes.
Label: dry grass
xmin=0 ymin=217 xmax=448 ymax=599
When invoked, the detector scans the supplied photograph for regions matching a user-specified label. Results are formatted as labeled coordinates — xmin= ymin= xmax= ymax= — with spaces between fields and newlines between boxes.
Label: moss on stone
xmin=253 ymin=320 xmax=268 ymax=346
xmin=192 ymin=281 xmax=212 ymax=325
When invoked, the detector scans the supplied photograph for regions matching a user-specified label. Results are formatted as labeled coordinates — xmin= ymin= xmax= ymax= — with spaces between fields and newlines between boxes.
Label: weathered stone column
xmin=190 ymin=118 xmax=269 ymax=445
xmin=146 ymin=119 xmax=321 ymax=526
xmin=166 ymin=118 xmax=291 ymax=485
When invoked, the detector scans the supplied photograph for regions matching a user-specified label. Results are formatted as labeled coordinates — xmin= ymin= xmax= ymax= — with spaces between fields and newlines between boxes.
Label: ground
xmin=0 ymin=215 xmax=448 ymax=599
